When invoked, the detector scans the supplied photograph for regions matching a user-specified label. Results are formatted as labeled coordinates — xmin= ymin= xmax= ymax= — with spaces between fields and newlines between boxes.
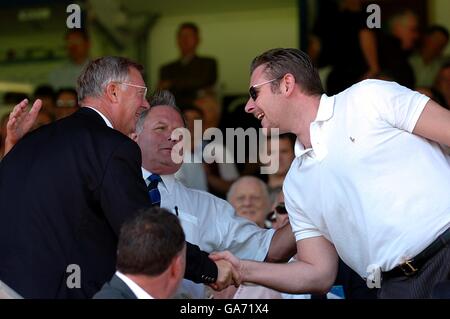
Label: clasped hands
xmin=208 ymin=250 xmax=243 ymax=291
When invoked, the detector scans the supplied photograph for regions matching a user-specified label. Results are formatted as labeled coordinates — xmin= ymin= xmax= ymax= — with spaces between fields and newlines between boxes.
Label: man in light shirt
xmin=94 ymin=207 xmax=186 ymax=299
xmin=211 ymin=48 xmax=450 ymax=299
xmin=134 ymin=90 xmax=296 ymax=298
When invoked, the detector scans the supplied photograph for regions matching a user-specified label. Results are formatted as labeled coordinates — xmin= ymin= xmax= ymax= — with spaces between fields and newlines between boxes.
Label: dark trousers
xmin=378 ymin=246 xmax=450 ymax=299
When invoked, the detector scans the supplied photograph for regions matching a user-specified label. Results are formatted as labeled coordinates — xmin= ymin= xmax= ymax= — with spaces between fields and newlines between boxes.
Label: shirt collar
xmin=84 ymin=106 xmax=114 ymax=128
xmin=314 ymin=94 xmax=335 ymax=123
xmin=294 ymin=94 xmax=334 ymax=159
xmin=141 ymin=167 xmax=175 ymax=194
xmin=115 ymin=271 xmax=154 ymax=299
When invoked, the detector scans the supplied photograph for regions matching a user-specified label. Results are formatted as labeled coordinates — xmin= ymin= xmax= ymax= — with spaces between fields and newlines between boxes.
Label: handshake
xmin=208 ymin=251 xmax=243 ymax=291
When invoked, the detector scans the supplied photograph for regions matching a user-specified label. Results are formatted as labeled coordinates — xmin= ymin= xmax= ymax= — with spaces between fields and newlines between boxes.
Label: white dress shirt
xmin=142 ymin=168 xmax=274 ymax=257
xmin=284 ymin=80 xmax=450 ymax=278
xmin=142 ymin=167 xmax=275 ymax=298
xmin=115 ymin=271 xmax=154 ymax=299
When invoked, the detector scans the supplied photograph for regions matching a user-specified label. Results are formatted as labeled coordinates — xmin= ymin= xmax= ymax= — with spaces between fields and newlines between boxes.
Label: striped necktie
xmin=147 ymin=174 xmax=162 ymax=207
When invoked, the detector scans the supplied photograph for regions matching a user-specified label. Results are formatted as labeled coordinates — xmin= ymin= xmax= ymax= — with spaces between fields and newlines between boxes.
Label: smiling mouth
xmin=257 ymin=113 xmax=265 ymax=120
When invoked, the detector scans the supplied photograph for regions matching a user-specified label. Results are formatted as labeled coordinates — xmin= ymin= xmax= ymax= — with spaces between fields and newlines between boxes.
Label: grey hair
xmin=227 ymin=176 xmax=270 ymax=206
xmin=135 ymin=90 xmax=186 ymax=134
xmin=250 ymin=48 xmax=324 ymax=96
xmin=77 ymin=56 xmax=144 ymax=103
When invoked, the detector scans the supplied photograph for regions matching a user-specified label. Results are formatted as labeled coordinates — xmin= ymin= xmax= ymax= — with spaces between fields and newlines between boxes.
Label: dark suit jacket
xmin=93 ymin=274 xmax=137 ymax=299
xmin=0 ymin=107 xmax=216 ymax=299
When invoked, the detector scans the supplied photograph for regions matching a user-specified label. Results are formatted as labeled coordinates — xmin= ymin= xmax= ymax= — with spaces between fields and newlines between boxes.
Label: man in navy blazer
xmin=0 ymin=57 xmax=235 ymax=298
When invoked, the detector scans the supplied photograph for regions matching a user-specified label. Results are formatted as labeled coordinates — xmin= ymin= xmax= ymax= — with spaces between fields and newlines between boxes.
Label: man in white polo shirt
xmin=210 ymin=48 xmax=450 ymax=298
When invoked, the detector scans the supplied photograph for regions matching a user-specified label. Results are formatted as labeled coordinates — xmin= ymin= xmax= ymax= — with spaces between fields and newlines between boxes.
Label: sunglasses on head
xmin=248 ymin=76 xmax=282 ymax=101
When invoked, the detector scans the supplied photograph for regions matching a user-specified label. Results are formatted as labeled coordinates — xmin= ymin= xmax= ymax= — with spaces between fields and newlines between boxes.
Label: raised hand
xmin=4 ymin=99 xmax=42 ymax=155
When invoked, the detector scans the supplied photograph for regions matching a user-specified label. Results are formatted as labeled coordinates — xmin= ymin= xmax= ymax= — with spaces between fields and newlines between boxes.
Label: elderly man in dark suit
xmin=0 ymin=56 xmax=236 ymax=298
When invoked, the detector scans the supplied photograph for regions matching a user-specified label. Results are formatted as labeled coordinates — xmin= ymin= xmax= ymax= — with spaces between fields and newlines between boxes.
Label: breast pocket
xmin=175 ymin=208 xmax=200 ymax=245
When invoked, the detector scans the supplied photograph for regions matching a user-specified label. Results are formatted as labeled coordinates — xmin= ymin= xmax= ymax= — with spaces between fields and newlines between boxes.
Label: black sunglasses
xmin=275 ymin=203 xmax=288 ymax=215
xmin=248 ymin=77 xmax=281 ymax=101
xmin=267 ymin=204 xmax=288 ymax=222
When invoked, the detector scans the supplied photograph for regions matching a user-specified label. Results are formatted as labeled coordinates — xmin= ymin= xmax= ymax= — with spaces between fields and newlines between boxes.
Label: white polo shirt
xmin=285 ymin=79 xmax=450 ymax=278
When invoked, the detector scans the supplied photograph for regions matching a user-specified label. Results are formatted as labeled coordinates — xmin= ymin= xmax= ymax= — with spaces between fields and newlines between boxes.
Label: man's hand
xmin=208 ymin=251 xmax=242 ymax=291
xmin=4 ymin=99 xmax=42 ymax=155
xmin=208 ymin=253 xmax=241 ymax=291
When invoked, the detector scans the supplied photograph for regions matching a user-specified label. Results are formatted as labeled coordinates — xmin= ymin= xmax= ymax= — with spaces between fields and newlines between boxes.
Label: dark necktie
xmin=147 ymin=174 xmax=162 ymax=207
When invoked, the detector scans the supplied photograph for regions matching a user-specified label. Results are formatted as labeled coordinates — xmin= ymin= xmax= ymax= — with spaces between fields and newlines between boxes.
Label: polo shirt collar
xmin=314 ymin=94 xmax=335 ymax=123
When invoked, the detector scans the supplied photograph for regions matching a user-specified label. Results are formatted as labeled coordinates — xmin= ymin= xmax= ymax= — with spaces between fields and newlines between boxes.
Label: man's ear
xmin=106 ymin=82 xmax=119 ymax=102
xmin=282 ymin=73 xmax=296 ymax=96
xmin=170 ymin=252 xmax=186 ymax=281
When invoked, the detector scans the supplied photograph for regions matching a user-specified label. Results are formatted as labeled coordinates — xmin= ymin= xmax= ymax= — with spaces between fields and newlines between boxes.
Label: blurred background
xmin=1 ymin=0 xmax=449 ymax=156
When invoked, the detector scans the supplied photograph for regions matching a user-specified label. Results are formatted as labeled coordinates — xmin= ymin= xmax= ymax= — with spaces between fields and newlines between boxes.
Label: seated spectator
xmin=175 ymin=106 xmax=208 ymax=191
xmin=434 ymin=61 xmax=450 ymax=109
xmin=55 ymin=88 xmax=79 ymax=119
xmin=267 ymin=191 xmax=290 ymax=230
xmin=175 ymin=104 xmax=238 ymax=197
xmin=93 ymin=207 xmax=186 ymax=299
xmin=263 ymin=133 xmax=295 ymax=204
xmin=377 ymin=9 xmax=420 ymax=88
xmin=410 ymin=25 xmax=449 ymax=88
xmin=227 ymin=176 xmax=271 ymax=228
xmin=33 ymin=85 xmax=56 ymax=117
xmin=31 ymin=110 xmax=53 ymax=131
xmin=48 ymin=29 xmax=90 ymax=90
xmin=158 ymin=22 xmax=217 ymax=110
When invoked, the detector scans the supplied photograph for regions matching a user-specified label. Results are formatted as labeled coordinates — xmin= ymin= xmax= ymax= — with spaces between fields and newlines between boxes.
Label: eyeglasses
xmin=118 ymin=82 xmax=148 ymax=98
xmin=248 ymin=76 xmax=282 ymax=101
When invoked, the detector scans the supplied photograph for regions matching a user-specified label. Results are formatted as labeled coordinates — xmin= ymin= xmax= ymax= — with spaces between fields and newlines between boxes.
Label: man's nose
xmin=245 ymin=98 xmax=255 ymax=114
xmin=142 ymin=98 xmax=150 ymax=110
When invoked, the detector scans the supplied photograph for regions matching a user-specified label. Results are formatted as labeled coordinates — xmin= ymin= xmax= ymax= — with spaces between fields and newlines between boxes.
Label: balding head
xmin=227 ymin=176 xmax=271 ymax=228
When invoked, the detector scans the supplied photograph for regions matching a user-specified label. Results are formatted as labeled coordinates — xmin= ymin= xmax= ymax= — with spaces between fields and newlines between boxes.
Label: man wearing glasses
xmin=0 ymin=56 xmax=237 ymax=298
xmin=211 ymin=48 xmax=450 ymax=299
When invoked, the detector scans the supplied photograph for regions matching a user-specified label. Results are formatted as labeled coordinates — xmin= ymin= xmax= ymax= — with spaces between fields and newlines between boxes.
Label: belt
xmin=383 ymin=227 xmax=450 ymax=280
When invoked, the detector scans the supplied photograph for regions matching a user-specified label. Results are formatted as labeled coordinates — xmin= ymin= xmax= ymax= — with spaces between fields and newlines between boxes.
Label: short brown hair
xmin=251 ymin=48 xmax=324 ymax=96
xmin=116 ymin=207 xmax=185 ymax=276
